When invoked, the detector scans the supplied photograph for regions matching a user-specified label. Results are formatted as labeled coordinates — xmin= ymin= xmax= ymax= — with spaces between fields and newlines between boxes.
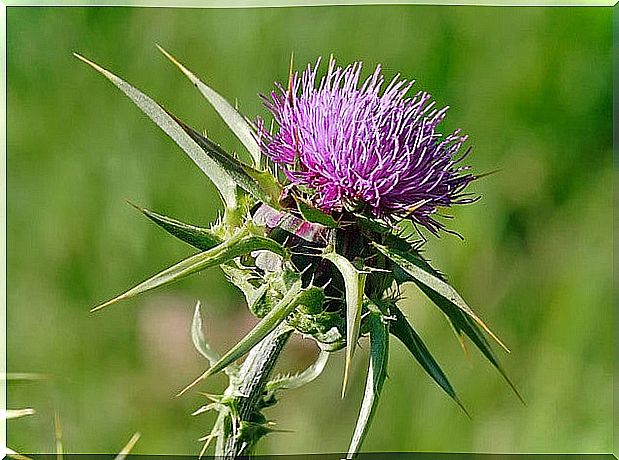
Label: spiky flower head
xmin=258 ymin=58 xmax=477 ymax=234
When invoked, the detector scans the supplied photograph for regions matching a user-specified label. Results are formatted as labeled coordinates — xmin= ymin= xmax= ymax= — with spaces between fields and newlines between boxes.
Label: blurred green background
xmin=7 ymin=5 xmax=613 ymax=456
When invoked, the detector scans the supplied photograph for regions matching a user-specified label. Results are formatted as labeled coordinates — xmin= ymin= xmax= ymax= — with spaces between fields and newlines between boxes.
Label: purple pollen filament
xmin=257 ymin=57 xmax=477 ymax=235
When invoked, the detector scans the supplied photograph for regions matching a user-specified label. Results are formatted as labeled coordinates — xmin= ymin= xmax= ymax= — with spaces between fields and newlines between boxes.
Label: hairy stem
xmin=220 ymin=327 xmax=292 ymax=459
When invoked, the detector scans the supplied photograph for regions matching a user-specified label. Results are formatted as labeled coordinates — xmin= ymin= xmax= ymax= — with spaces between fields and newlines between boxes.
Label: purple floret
xmin=257 ymin=57 xmax=477 ymax=234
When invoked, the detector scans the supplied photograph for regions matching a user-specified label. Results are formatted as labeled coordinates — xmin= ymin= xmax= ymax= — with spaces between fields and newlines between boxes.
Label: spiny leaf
xmin=73 ymin=53 xmax=237 ymax=209
xmin=237 ymin=420 xmax=283 ymax=441
xmin=323 ymin=250 xmax=367 ymax=398
xmin=179 ymin=283 xmax=323 ymax=395
xmin=373 ymin=242 xmax=508 ymax=353
xmin=129 ymin=202 xmax=222 ymax=251
xmin=93 ymin=230 xmax=285 ymax=312
xmin=374 ymin=243 xmax=521 ymax=401
xmin=346 ymin=310 xmax=389 ymax=458
xmin=168 ymin=113 xmax=281 ymax=208
xmin=220 ymin=264 xmax=269 ymax=313
xmin=157 ymin=45 xmax=262 ymax=167
xmin=435 ymin=296 xmax=524 ymax=403
xmin=390 ymin=305 xmax=468 ymax=416
xmin=266 ymin=349 xmax=330 ymax=392
xmin=114 ymin=433 xmax=141 ymax=460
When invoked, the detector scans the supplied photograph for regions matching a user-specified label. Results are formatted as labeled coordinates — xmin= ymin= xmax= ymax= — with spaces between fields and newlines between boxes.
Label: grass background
xmin=7 ymin=5 xmax=613 ymax=456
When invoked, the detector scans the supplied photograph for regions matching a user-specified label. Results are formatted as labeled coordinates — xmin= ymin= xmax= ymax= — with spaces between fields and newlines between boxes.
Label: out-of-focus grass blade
xmin=114 ymin=432 xmax=141 ymax=460
xmin=54 ymin=410 xmax=63 ymax=460
xmin=93 ymin=232 xmax=285 ymax=312
xmin=1 ymin=373 xmax=48 ymax=381
xmin=373 ymin=242 xmax=508 ymax=353
xmin=156 ymin=45 xmax=262 ymax=167
xmin=73 ymin=53 xmax=237 ymax=209
xmin=390 ymin=305 xmax=468 ymax=416
xmin=129 ymin=202 xmax=222 ymax=251
xmin=323 ymin=250 xmax=367 ymax=398
xmin=346 ymin=310 xmax=388 ymax=459
xmin=178 ymin=282 xmax=321 ymax=395
xmin=5 ymin=409 xmax=36 ymax=460
xmin=3 ymin=408 xmax=35 ymax=420
xmin=6 ymin=447 xmax=33 ymax=460
xmin=168 ymin=114 xmax=281 ymax=208
xmin=266 ymin=349 xmax=330 ymax=392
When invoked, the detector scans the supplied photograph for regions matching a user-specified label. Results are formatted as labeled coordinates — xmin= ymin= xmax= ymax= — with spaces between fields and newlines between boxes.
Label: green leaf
xmin=179 ymin=283 xmax=325 ymax=395
xmin=296 ymin=198 xmax=338 ymax=228
xmin=266 ymin=349 xmax=330 ymax=392
xmin=323 ymin=249 xmax=367 ymax=397
xmin=129 ymin=202 xmax=222 ymax=251
xmin=157 ymin=45 xmax=262 ymax=168
xmin=373 ymin=242 xmax=508 ymax=353
xmin=390 ymin=305 xmax=468 ymax=416
xmin=168 ymin=113 xmax=282 ymax=208
xmin=191 ymin=301 xmax=222 ymax=365
xmin=92 ymin=230 xmax=285 ymax=311
xmin=355 ymin=213 xmax=394 ymax=236
xmin=220 ymin=264 xmax=269 ymax=314
xmin=73 ymin=53 xmax=237 ymax=209
xmin=346 ymin=310 xmax=388 ymax=459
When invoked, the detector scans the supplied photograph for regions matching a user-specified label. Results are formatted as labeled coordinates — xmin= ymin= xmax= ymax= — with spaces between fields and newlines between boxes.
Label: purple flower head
xmin=257 ymin=58 xmax=477 ymax=234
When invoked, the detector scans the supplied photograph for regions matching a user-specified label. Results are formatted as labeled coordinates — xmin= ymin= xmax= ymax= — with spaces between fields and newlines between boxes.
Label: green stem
xmin=219 ymin=327 xmax=292 ymax=459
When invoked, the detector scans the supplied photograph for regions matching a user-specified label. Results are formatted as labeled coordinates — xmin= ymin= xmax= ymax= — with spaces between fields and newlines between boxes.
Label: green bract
xmin=77 ymin=48 xmax=518 ymax=458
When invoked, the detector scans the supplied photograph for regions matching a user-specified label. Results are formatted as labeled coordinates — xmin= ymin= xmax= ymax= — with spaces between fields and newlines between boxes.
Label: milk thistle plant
xmin=76 ymin=48 xmax=518 ymax=459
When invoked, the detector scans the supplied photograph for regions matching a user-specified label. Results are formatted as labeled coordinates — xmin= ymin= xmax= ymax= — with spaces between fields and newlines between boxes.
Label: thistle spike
xmin=156 ymin=45 xmax=262 ymax=168
xmin=322 ymin=249 xmax=367 ymax=397
xmin=73 ymin=52 xmax=238 ymax=209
